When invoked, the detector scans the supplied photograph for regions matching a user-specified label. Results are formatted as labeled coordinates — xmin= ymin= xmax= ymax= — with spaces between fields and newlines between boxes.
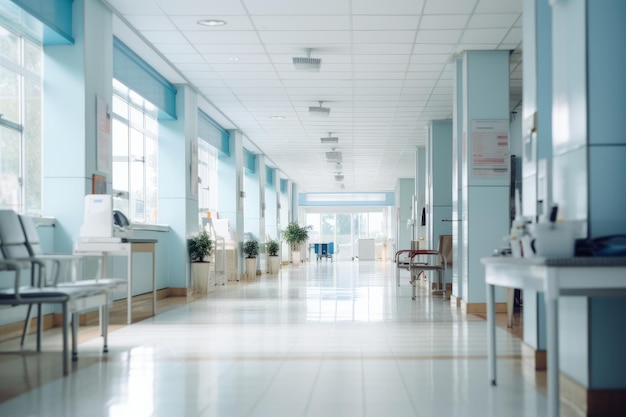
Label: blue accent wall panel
xmin=8 ymin=0 xmax=73 ymax=44
xmin=113 ymin=37 xmax=176 ymax=120
xmin=198 ymin=109 xmax=229 ymax=155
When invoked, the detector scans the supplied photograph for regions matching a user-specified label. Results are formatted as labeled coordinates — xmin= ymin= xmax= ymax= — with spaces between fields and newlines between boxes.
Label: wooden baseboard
xmin=561 ymin=373 xmax=626 ymax=417
xmin=521 ymin=342 xmax=547 ymax=370
xmin=450 ymin=294 xmax=463 ymax=307
xmin=0 ymin=314 xmax=55 ymax=343
xmin=461 ymin=300 xmax=507 ymax=314
xmin=167 ymin=287 xmax=189 ymax=297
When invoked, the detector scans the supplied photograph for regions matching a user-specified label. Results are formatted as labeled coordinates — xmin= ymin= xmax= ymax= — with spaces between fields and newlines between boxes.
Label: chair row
xmin=0 ymin=209 xmax=126 ymax=376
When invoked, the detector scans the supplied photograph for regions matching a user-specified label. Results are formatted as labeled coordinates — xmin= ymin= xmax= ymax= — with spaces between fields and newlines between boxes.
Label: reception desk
xmin=481 ymin=256 xmax=626 ymax=417
xmin=74 ymin=238 xmax=157 ymax=324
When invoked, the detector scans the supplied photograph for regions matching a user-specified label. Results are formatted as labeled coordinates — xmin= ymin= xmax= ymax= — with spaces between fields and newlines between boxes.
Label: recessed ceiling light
xmin=197 ymin=19 xmax=227 ymax=27
xmin=270 ymin=116 xmax=285 ymax=120
xmin=229 ymin=57 xmax=240 ymax=62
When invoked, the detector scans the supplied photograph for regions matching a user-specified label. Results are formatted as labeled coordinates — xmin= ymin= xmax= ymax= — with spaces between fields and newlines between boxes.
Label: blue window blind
xmin=113 ymin=37 xmax=176 ymax=120
xmin=243 ymin=149 xmax=256 ymax=174
xmin=198 ymin=109 xmax=230 ymax=156
xmin=266 ymin=167 xmax=275 ymax=186
xmin=4 ymin=0 xmax=73 ymax=44
xmin=280 ymin=179 xmax=289 ymax=194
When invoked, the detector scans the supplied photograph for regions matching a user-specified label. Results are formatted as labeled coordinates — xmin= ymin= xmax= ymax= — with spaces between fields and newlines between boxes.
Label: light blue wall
xmin=158 ymin=86 xmax=196 ymax=289
xmin=43 ymin=0 xmax=112 ymax=253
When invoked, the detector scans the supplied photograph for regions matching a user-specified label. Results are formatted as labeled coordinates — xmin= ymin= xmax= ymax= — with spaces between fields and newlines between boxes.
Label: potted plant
xmin=243 ymin=239 xmax=259 ymax=280
xmin=188 ymin=229 xmax=213 ymax=293
xmin=266 ymin=239 xmax=280 ymax=274
xmin=283 ymin=222 xmax=311 ymax=265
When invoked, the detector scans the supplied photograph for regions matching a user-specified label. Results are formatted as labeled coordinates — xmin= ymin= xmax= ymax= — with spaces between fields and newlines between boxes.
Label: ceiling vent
xmin=320 ymin=132 xmax=339 ymax=144
xmin=292 ymin=48 xmax=322 ymax=72
xmin=309 ymin=101 xmax=330 ymax=117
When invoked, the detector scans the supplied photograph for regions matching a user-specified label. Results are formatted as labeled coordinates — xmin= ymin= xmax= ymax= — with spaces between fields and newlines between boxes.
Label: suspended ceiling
xmin=103 ymin=0 xmax=523 ymax=192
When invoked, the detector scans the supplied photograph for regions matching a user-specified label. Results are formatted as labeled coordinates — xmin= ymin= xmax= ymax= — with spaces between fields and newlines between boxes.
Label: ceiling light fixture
xmin=320 ymin=132 xmax=339 ymax=144
xmin=326 ymin=148 xmax=342 ymax=161
xmin=309 ymin=101 xmax=330 ymax=117
xmin=292 ymin=48 xmax=322 ymax=71
xmin=270 ymin=116 xmax=285 ymax=120
xmin=197 ymin=19 xmax=227 ymax=26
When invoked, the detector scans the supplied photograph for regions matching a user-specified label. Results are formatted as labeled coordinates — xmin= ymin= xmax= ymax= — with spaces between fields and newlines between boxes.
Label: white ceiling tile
xmin=461 ymin=28 xmax=509 ymax=44
xmin=252 ymin=15 xmax=350 ymax=30
xmin=167 ymin=54 xmax=207 ymax=64
xmin=503 ymin=28 xmax=522 ymax=45
xmin=259 ymin=31 xmax=351 ymax=44
xmin=243 ymin=0 xmax=350 ymax=14
xmin=154 ymin=0 xmax=248 ymax=14
xmin=195 ymin=44 xmax=266 ymax=54
xmin=420 ymin=14 xmax=469 ymax=30
xmin=416 ymin=30 xmax=462 ymax=44
xmin=475 ymin=0 xmax=523 ymax=14
xmin=352 ymin=0 xmax=425 ymax=14
xmin=183 ymin=31 xmax=261 ymax=44
xmin=353 ymin=31 xmax=417 ymax=44
xmin=352 ymin=15 xmax=419 ymax=30
xmin=423 ymin=0 xmax=478 ymax=14
xmin=467 ymin=13 xmax=520 ymax=28
xmin=141 ymin=30 xmax=189 ymax=44
xmin=169 ymin=16 xmax=254 ymax=31
xmin=125 ymin=15 xmax=177 ymax=31
xmin=106 ymin=0 xmax=161 ymax=15
xmin=155 ymin=43 xmax=197 ymax=54
xmin=352 ymin=44 xmax=414 ymax=54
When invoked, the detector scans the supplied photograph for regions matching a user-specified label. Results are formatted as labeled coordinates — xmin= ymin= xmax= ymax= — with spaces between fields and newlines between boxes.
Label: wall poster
xmin=470 ymin=119 xmax=509 ymax=178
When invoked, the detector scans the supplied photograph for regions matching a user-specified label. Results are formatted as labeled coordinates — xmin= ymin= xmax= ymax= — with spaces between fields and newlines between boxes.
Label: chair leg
xmin=62 ymin=303 xmax=68 ymax=376
xmin=71 ymin=312 xmax=78 ymax=362
xmin=36 ymin=302 xmax=42 ymax=352
xmin=20 ymin=304 xmax=33 ymax=348
xmin=102 ymin=304 xmax=109 ymax=353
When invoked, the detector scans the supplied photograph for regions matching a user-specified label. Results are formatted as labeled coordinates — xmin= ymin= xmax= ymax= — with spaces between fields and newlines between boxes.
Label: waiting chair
xmin=0 ymin=209 xmax=110 ymax=376
xmin=395 ymin=235 xmax=452 ymax=301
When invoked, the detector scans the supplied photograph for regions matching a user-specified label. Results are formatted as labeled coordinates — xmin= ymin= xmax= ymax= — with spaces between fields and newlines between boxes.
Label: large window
xmin=198 ymin=139 xmax=217 ymax=221
xmin=0 ymin=24 xmax=42 ymax=214
xmin=111 ymin=79 xmax=158 ymax=223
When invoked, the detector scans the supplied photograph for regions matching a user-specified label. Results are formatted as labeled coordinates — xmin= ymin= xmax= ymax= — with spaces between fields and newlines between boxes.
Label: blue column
xmin=415 ymin=147 xmax=426 ymax=242
xmin=460 ymin=50 xmax=510 ymax=309
xmin=452 ymin=59 xmax=464 ymax=302
xmin=428 ymin=121 xmax=453 ymax=249
xmin=395 ymin=178 xmax=415 ymax=251
xmin=521 ymin=0 xmax=552 ymax=359
xmin=551 ymin=0 xmax=626 ymax=397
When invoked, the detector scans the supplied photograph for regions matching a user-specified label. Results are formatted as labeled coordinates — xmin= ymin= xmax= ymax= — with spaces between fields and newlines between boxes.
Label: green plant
xmin=282 ymin=222 xmax=312 ymax=251
xmin=243 ymin=239 xmax=260 ymax=258
xmin=188 ymin=229 xmax=213 ymax=262
xmin=266 ymin=239 xmax=280 ymax=256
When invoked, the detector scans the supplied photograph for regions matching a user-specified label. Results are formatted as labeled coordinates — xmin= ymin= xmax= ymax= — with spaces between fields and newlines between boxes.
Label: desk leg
xmin=546 ymin=293 xmax=559 ymax=417
xmin=127 ymin=252 xmax=132 ymax=325
xmin=152 ymin=245 xmax=156 ymax=316
xmin=487 ymin=283 xmax=497 ymax=386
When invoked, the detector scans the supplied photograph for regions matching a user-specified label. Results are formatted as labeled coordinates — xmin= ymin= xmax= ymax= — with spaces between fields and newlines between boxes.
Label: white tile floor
xmin=0 ymin=260 xmax=560 ymax=417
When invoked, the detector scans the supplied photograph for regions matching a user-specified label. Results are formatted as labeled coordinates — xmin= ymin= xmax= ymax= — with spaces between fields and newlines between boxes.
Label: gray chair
xmin=17 ymin=214 xmax=127 ymax=352
xmin=0 ymin=209 xmax=109 ymax=376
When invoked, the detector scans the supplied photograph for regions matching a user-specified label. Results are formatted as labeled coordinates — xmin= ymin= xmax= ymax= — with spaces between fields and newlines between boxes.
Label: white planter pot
xmin=191 ymin=262 xmax=210 ymax=293
xmin=268 ymin=256 xmax=280 ymax=274
xmin=245 ymin=257 xmax=257 ymax=280
xmin=291 ymin=250 xmax=301 ymax=265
